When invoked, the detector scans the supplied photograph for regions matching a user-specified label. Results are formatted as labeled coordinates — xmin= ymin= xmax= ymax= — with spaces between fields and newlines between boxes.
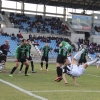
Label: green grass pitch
xmin=0 ymin=62 xmax=100 ymax=100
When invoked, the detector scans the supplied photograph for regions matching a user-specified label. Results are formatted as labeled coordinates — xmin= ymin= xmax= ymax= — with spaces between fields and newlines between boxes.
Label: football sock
xmin=25 ymin=66 xmax=29 ymax=75
xmin=87 ymin=58 xmax=98 ymax=66
xmin=10 ymin=67 xmax=17 ymax=74
xmin=74 ymin=49 xmax=85 ymax=61
xmin=57 ymin=67 xmax=61 ymax=77
xmin=31 ymin=61 xmax=34 ymax=71
xmin=46 ymin=63 xmax=48 ymax=69
xmin=60 ymin=68 xmax=62 ymax=77
xmin=41 ymin=62 xmax=43 ymax=68
xmin=19 ymin=63 xmax=23 ymax=71
xmin=97 ymin=64 xmax=99 ymax=69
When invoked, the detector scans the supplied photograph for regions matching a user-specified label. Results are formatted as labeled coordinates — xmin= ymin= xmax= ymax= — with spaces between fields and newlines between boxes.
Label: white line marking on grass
xmin=84 ymin=74 xmax=100 ymax=78
xmin=29 ymin=90 xmax=100 ymax=93
xmin=0 ymin=79 xmax=48 ymax=100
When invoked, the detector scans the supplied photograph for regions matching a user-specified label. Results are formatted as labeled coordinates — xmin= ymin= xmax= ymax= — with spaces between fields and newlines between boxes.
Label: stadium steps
xmin=2 ymin=14 xmax=13 ymax=28
xmin=64 ymin=21 xmax=76 ymax=34
xmin=30 ymin=43 xmax=40 ymax=58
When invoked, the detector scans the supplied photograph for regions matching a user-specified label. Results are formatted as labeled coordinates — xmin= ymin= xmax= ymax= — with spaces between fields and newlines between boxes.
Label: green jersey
xmin=59 ymin=41 xmax=72 ymax=56
xmin=15 ymin=44 xmax=29 ymax=59
xmin=42 ymin=46 xmax=51 ymax=57
xmin=80 ymin=49 xmax=88 ymax=60
xmin=26 ymin=44 xmax=31 ymax=55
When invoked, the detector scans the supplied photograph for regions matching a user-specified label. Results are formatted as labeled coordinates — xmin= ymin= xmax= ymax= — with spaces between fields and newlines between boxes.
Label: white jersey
xmin=65 ymin=64 xmax=86 ymax=77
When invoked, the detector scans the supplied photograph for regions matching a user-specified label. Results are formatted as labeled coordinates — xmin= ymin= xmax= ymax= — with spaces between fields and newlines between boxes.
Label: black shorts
xmin=62 ymin=66 xmax=72 ymax=76
xmin=18 ymin=58 xmax=27 ymax=63
xmin=78 ymin=58 xmax=87 ymax=64
xmin=0 ymin=54 xmax=7 ymax=62
xmin=56 ymin=54 xmax=67 ymax=64
xmin=27 ymin=56 xmax=32 ymax=61
xmin=41 ymin=56 xmax=48 ymax=62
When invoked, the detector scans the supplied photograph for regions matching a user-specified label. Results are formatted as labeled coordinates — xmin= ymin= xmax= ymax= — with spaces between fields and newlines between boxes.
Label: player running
xmin=55 ymin=41 xmax=72 ymax=82
xmin=9 ymin=39 xmax=30 ymax=77
xmin=62 ymin=48 xmax=99 ymax=85
xmin=19 ymin=39 xmax=36 ymax=73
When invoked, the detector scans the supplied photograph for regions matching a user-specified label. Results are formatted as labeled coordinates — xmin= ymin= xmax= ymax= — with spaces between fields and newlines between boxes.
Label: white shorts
xmin=70 ymin=64 xmax=86 ymax=77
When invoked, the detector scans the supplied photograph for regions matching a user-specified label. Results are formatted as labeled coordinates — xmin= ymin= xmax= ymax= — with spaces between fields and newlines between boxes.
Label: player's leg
xmin=45 ymin=57 xmax=49 ymax=71
xmin=9 ymin=60 xmax=20 ymax=77
xmin=72 ymin=49 xmax=85 ymax=64
xmin=31 ymin=60 xmax=36 ymax=73
xmin=1 ymin=54 xmax=7 ymax=68
xmin=19 ymin=62 xmax=24 ymax=73
xmin=96 ymin=60 xmax=100 ymax=69
xmin=83 ymin=58 xmax=99 ymax=69
xmin=55 ymin=62 xmax=63 ymax=81
xmin=24 ymin=60 xmax=30 ymax=76
xmin=40 ymin=56 xmax=44 ymax=70
xmin=0 ymin=54 xmax=6 ymax=72
xmin=55 ymin=55 xmax=66 ymax=82
xmin=29 ymin=56 xmax=36 ymax=73
xmin=62 ymin=66 xmax=68 ymax=84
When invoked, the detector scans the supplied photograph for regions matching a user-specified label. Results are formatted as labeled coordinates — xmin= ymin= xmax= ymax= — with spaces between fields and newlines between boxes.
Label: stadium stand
xmin=9 ymin=13 xmax=71 ymax=35
xmin=30 ymin=35 xmax=76 ymax=58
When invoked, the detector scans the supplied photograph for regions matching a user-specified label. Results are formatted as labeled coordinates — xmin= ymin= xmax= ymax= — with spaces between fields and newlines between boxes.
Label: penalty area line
xmin=0 ymin=79 xmax=48 ymax=100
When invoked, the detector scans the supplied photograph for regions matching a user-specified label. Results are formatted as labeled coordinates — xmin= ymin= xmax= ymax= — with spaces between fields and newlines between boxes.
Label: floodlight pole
xmin=63 ymin=7 xmax=66 ymax=22
xmin=43 ymin=4 xmax=46 ymax=17
xmin=21 ymin=1 xmax=24 ymax=14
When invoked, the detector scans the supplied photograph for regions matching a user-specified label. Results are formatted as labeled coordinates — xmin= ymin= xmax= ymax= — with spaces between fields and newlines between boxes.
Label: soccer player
xmin=0 ymin=40 xmax=11 ymax=68
xmin=55 ymin=41 xmax=72 ymax=82
xmin=9 ymin=39 xmax=30 ymax=77
xmin=78 ymin=46 xmax=88 ymax=65
xmin=62 ymin=48 xmax=99 ymax=85
xmin=40 ymin=42 xmax=53 ymax=71
xmin=19 ymin=39 xmax=36 ymax=73
xmin=0 ymin=50 xmax=6 ymax=72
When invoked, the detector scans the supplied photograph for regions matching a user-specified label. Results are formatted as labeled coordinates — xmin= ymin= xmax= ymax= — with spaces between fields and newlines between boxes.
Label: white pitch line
xmin=29 ymin=90 xmax=100 ymax=93
xmin=84 ymin=74 xmax=100 ymax=78
xmin=0 ymin=79 xmax=48 ymax=100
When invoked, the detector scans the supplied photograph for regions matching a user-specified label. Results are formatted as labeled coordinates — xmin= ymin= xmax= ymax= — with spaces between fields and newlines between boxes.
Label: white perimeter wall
xmin=90 ymin=35 xmax=100 ymax=44
xmin=71 ymin=33 xmax=85 ymax=43
xmin=2 ymin=27 xmax=19 ymax=34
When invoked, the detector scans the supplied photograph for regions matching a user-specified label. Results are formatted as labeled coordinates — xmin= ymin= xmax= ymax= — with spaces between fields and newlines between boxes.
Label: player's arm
xmin=15 ymin=46 xmax=20 ymax=61
xmin=50 ymin=48 xmax=54 ymax=57
xmin=62 ymin=73 xmax=68 ymax=84
xmin=72 ymin=76 xmax=81 ymax=86
xmin=59 ymin=43 xmax=62 ymax=47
